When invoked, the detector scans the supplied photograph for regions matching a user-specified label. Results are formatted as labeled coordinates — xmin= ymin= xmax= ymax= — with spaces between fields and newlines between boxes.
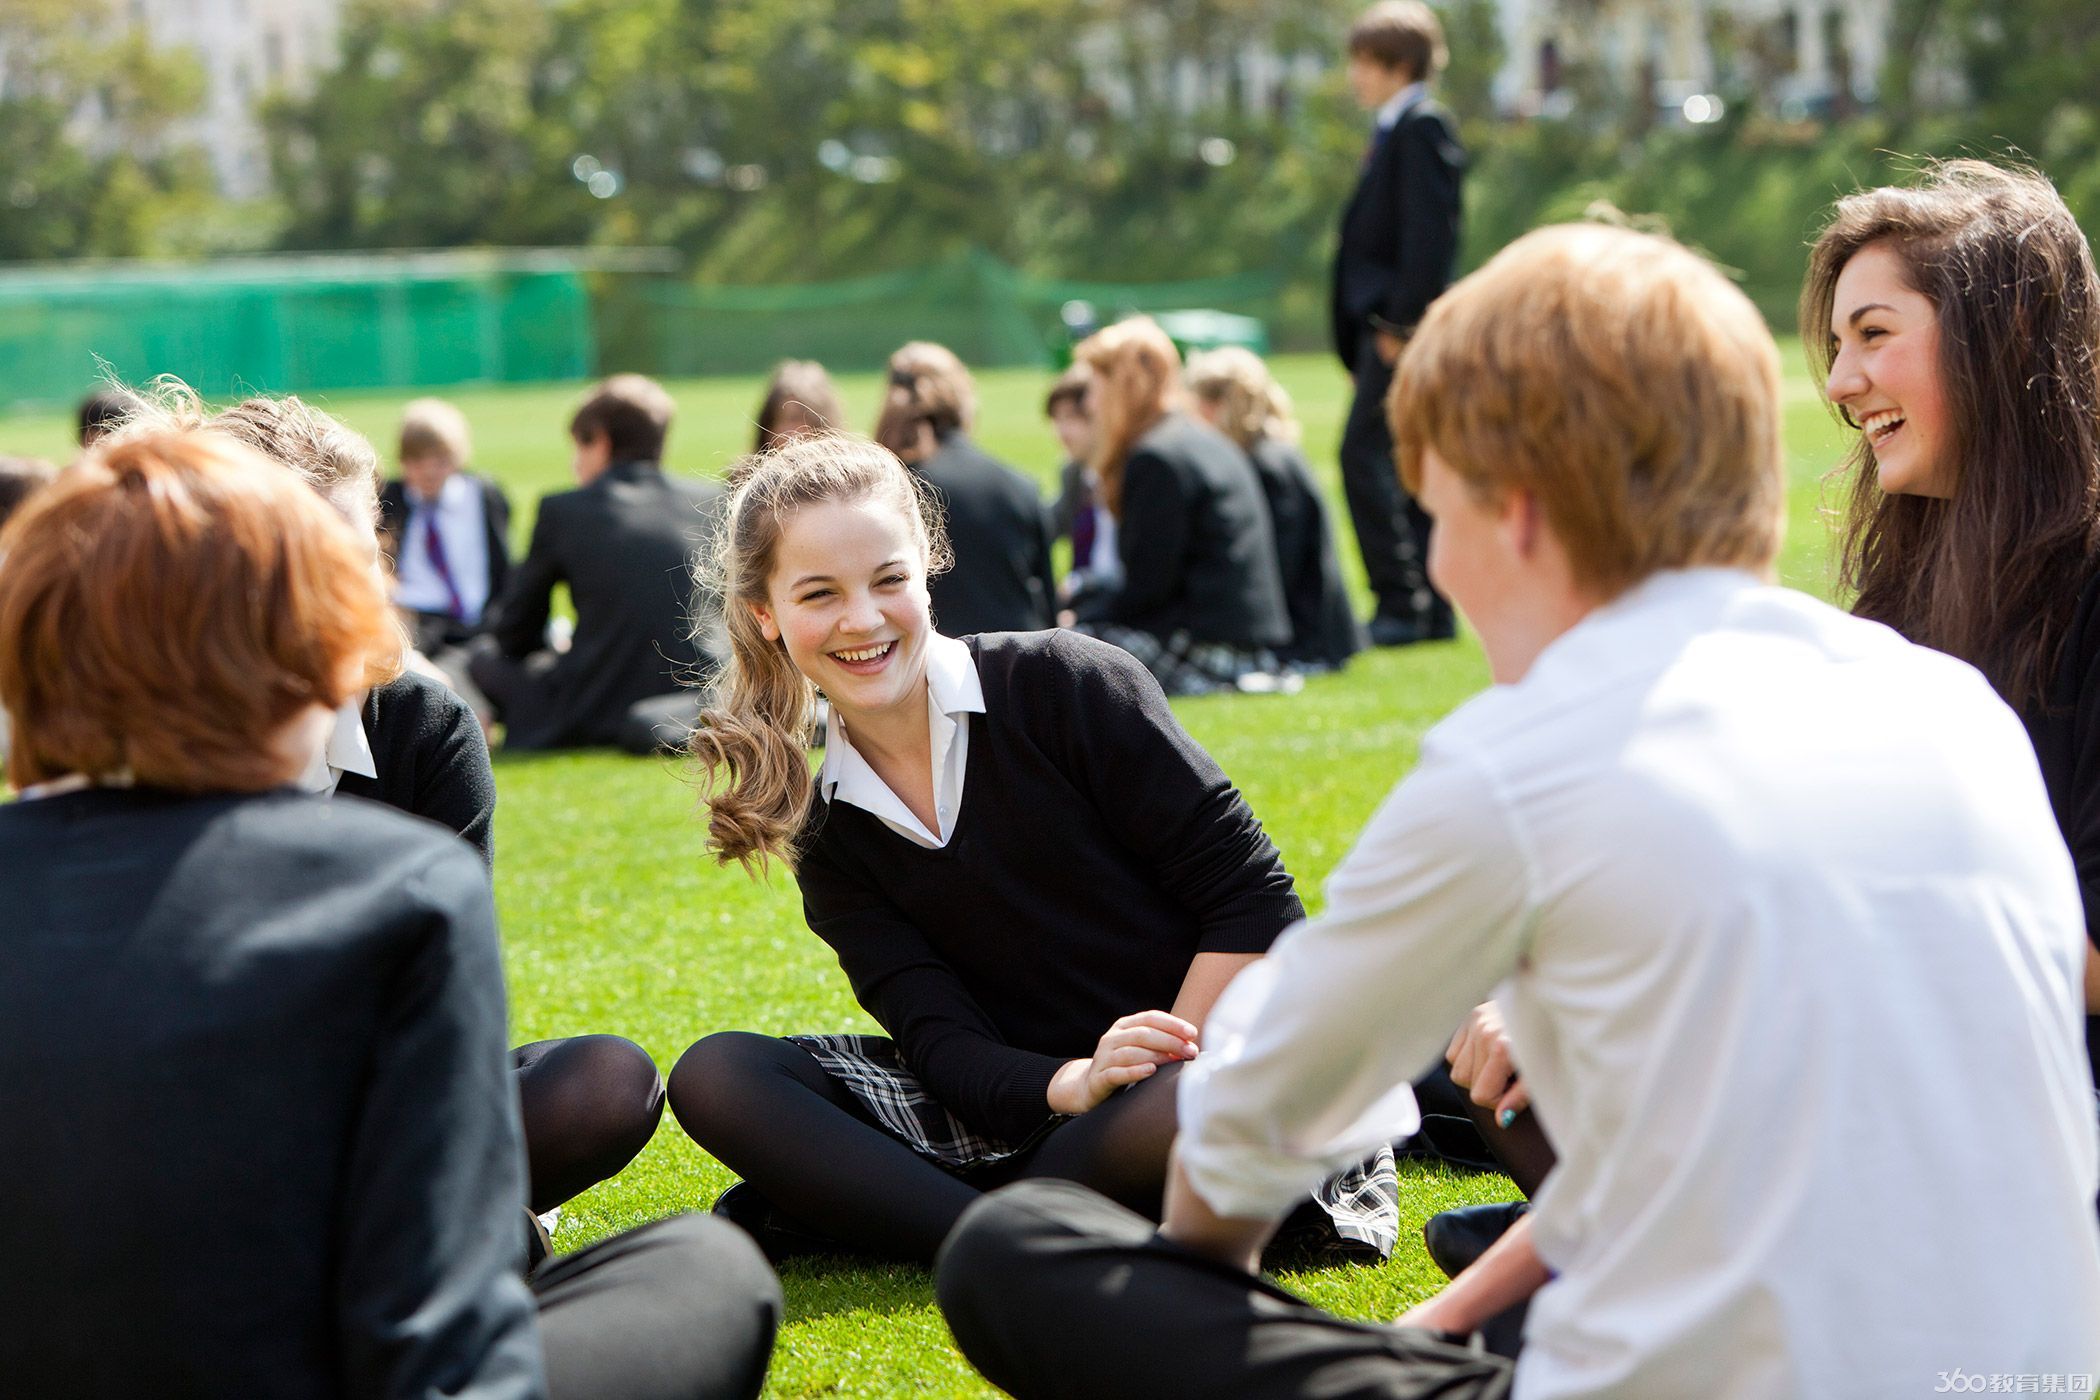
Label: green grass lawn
xmin=0 ymin=351 xmax=1854 ymax=1397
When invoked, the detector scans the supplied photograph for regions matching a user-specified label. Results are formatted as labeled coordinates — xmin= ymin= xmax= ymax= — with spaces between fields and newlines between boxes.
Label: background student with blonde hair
xmin=380 ymin=396 xmax=513 ymax=660
xmin=1186 ymin=347 xmax=1362 ymax=673
xmin=667 ymin=434 xmax=1396 ymax=1264
xmin=1069 ymin=317 xmax=1291 ymax=694
xmin=939 ymin=222 xmax=2100 ymax=1398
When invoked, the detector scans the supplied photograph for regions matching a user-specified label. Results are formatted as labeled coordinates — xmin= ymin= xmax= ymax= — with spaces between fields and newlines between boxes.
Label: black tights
xmin=666 ymin=1031 xmax=1181 ymax=1262
xmin=514 ymin=1034 xmax=667 ymax=1215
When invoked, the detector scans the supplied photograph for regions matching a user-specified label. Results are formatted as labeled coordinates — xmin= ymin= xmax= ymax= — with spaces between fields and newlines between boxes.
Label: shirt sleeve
xmin=1175 ymin=737 xmax=1533 ymax=1221
xmin=796 ymin=823 xmax=1069 ymax=1144
xmin=335 ymin=845 xmax=543 ymax=1400
xmin=1052 ymin=633 xmax=1304 ymax=953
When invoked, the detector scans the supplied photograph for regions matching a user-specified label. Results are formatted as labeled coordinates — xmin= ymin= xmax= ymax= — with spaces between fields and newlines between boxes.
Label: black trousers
xmin=937 ymin=1180 xmax=1512 ymax=1400
xmin=533 ymin=1213 xmax=782 ymax=1400
xmin=467 ymin=643 xmax=566 ymax=750
xmin=1339 ymin=342 xmax=1447 ymax=629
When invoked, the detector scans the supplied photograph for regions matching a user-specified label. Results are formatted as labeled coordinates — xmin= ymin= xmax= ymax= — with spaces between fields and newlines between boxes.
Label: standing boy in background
xmin=1332 ymin=0 xmax=1464 ymax=646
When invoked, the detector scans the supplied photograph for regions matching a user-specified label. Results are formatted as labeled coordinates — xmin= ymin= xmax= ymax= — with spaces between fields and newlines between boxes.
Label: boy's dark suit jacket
xmin=1330 ymin=96 xmax=1466 ymax=370
xmin=914 ymin=430 xmax=1057 ymax=637
xmin=378 ymin=474 xmax=514 ymax=614
xmin=483 ymin=460 xmax=722 ymax=750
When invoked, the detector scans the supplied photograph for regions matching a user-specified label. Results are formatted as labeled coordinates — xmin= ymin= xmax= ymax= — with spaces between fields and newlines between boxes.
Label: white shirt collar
xmin=1376 ymin=81 xmax=1427 ymax=130
xmin=818 ymin=633 xmax=985 ymax=846
xmin=297 ymin=694 xmax=378 ymax=795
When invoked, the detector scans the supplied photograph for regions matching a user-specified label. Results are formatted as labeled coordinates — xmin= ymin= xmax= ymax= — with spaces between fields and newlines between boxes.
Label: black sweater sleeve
xmin=407 ymin=691 xmax=497 ymax=869
xmin=336 ymin=844 xmax=542 ymax=1400
xmin=350 ymin=673 xmax=498 ymax=869
xmin=796 ymin=827 xmax=1068 ymax=1144
xmin=1046 ymin=631 xmax=1303 ymax=951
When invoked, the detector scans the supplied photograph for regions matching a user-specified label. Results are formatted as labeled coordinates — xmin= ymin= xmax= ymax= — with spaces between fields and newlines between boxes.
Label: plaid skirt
xmin=788 ymin=1032 xmax=1401 ymax=1258
xmin=1072 ymin=623 xmax=1301 ymax=698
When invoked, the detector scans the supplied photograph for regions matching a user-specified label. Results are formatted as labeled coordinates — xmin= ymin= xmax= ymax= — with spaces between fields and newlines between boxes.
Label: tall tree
xmin=0 ymin=0 xmax=210 ymax=260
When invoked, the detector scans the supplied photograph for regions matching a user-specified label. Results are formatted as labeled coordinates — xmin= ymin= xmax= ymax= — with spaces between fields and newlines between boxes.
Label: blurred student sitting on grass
xmin=752 ymin=358 xmax=845 ymax=453
xmin=938 ymin=223 xmax=2100 ymax=1399
xmin=474 ymin=371 xmax=722 ymax=755
xmin=0 ymin=429 xmax=781 ymax=1400
xmin=1045 ymin=364 xmax=1122 ymax=611
xmin=470 ymin=374 xmax=726 ymax=754
xmin=1186 ymin=348 xmax=1363 ymax=673
xmin=1069 ymin=318 xmax=1293 ymax=695
xmin=379 ymin=396 xmax=513 ymax=661
xmin=877 ymin=340 xmax=1058 ymax=636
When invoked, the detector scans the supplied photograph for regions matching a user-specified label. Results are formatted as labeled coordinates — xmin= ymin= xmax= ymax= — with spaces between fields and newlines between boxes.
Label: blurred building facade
xmin=1490 ymin=0 xmax=1901 ymax=123
xmin=126 ymin=0 xmax=342 ymax=196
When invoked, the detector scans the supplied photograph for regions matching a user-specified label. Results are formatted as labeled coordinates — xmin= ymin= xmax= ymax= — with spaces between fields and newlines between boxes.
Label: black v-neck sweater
xmin=793 ymin=629 xmax=1304 ymax=1144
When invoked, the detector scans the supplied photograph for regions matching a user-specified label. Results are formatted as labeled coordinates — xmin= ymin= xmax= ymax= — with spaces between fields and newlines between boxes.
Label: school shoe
xmin=523 ymin=1205 xmax=553 ymax=1277
xmin=1422 ymin=1200 xmax=1528 ymax=1279
xmin=1366 ymin=611 xmax=1458 ymax=647
xmin=710 ymin=1181 xmax=849 ymax=1264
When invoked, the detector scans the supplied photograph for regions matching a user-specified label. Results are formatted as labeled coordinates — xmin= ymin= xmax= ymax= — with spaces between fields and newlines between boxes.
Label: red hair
xmin=0 ymin=430 xmax=395 ymax=793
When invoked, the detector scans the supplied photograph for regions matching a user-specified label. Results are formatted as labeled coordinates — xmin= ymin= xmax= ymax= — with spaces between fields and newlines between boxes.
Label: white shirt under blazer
xmin=1179 ymin=568 xmax=2100 ymax=1398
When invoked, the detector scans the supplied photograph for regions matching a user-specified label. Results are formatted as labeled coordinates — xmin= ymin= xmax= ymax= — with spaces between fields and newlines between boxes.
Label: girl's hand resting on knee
xmin=1047 ymin=1011 xmax=1199 ymax=1114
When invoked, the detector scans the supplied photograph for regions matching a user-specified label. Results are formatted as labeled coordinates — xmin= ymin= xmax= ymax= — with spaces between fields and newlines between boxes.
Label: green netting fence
xmin=0 ymin=250 xmax=628 ymax=412
xmin=595 ymin=248 xmax=1284 ymax=377
xmin=0 ymin=247 xmax=1285 ymax=411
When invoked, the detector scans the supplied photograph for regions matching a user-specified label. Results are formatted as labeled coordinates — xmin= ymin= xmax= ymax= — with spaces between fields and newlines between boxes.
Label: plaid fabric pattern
xmin=1073 ymin=623 xmax=1287 ymax=697
xmin=787 ymin=1032 xmax=1401 ymax=1258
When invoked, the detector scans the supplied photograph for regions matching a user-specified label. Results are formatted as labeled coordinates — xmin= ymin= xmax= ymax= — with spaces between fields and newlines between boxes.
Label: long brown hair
xmin=687 ymin=434 xmax=949 ymax=871
xmin=753 ymin=360 xmax=845 ymax=453
xmin=1075 ymin=318 xmax=1181 ymax=516
xmin=1802 ymin=160 xmax=2100 ymax=711
xmin=873 ymin=341 xmax=975 ymax=460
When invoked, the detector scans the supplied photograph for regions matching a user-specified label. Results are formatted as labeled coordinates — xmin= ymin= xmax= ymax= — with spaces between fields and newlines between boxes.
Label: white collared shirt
xmin=1374 ymin=80 xmax=1427 ymax=132
xmin=1179 ymin=569 xmax=2100 ymax=1396
xmin=819 ymin=633 xmax=985 ymax=849
xmin=296 ymin=695 xmax=378 ymax=797
xmin=393 ymin=473 xmax=493 ymax=624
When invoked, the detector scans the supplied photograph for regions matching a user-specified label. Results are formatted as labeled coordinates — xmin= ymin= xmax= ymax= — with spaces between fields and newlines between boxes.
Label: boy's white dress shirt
xmin=1180 ymin=568 xmax=2100 ymax=1398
